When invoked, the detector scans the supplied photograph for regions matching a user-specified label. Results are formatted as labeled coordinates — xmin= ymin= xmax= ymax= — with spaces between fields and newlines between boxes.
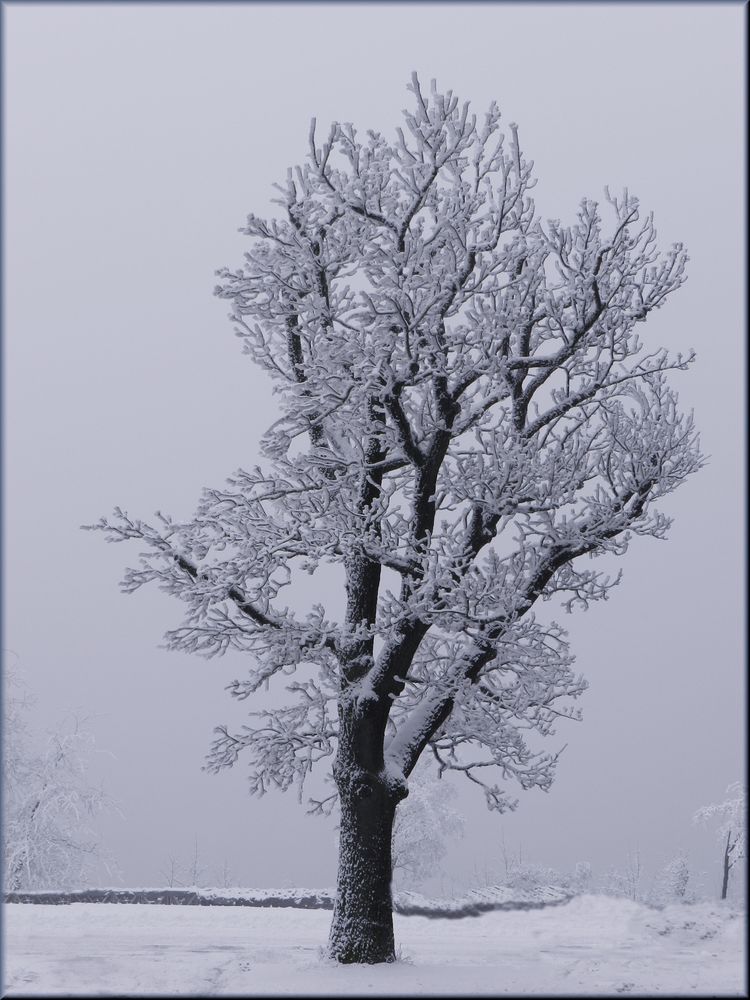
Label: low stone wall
xmin=5 ymin=885 xmax=573 ymax=918
xmin=395 ymin=886 xmax=573 ymax=918
xmin=4 ymin=888 xmax=334 ymax=909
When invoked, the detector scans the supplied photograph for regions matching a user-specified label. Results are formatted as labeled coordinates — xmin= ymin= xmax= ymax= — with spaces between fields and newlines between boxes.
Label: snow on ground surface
xmin=3 ymin=896 xmax=746 ymax=996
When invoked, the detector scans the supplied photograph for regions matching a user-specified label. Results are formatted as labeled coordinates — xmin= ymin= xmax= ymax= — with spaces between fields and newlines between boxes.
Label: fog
xmin=3 ymin=3 xmax=744 ymax=895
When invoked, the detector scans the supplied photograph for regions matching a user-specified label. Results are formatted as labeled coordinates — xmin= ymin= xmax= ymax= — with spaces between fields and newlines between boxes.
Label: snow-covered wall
xmin=4 ymin=885 xmax=573 ymax=918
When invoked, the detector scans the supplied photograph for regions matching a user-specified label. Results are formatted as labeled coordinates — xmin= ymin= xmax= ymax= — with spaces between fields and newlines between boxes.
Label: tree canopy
xmin=88 ymin=74 xmax=702 ymax=962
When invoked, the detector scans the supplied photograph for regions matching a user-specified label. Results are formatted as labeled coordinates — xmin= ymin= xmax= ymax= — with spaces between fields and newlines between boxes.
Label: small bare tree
xmin=87 ymin=75 xmax=701 ymax=962
xmin=159 ymin=836 xmax=210 ymax=889
xmin=158 ymin=854 xmax=184 ymax=888
xmin=601 ymin=848 xmax=645 ymax=901
xmin=186 ymin=836 xmax=209 ymax=888
xmin=218 ymin=858 xmax=233 ymax=890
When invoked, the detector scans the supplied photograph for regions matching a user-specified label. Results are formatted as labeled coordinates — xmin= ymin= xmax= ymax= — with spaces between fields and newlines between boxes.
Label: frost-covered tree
xmin=391 ymin=759 xmax=464 ymax=889
xmin=694 ymin=783 xmax=746 ymax=900
xmin=600 ymin=850 xmax=644 ymax=902
xmin=649 ymin=852 xmax=691 ymax=906
xmin=498 ymin=859 xmax=561 ymax=893
xmin=569 ymin=860 xmax=594 ymax=895
xmin=3 ymin=669 xmax=110 ymax=892
xmin=87 ymin=76 xmax=701 ymax=962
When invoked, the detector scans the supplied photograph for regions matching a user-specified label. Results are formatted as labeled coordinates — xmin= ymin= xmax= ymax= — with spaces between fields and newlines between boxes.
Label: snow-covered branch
xmin=3 ymin=669 xmax=114 ymax=891
xmin=90 ymin=75 xmax=701 ymax=828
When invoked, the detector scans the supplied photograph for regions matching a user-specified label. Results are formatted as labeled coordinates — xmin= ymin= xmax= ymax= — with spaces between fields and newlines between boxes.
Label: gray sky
xmin=3 ymin=2 xmax=745 ymax=894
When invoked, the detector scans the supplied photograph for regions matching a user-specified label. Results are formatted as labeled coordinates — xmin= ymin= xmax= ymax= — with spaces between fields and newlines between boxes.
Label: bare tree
xmin=601 ymin=848 xmax=644 ymax=902
xmin=159 ymin=836 xmax=210 ymax=889
xmin=499 ymin=829 xmax=524 ymax=882
xmin=694 ymin=783 xmax=746 ymax=900
xmin=158 ymin=854 xmax=184 ymax=889
xmin=87 ymin=75 xmax=701 ymax=962
xmin=218 ymin=858 xmax=233 ymax=890
xmin=186 ymin=836 xmax=209 ymax=888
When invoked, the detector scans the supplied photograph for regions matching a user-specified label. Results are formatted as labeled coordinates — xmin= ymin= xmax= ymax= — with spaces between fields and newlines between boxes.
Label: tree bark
xmin=721 ymin=830 xmax=731 ymax=900
xmin=328 ymin=772 xmax=399 ymax=963
xmin=328 ymin=749 xmax=404 ymax=963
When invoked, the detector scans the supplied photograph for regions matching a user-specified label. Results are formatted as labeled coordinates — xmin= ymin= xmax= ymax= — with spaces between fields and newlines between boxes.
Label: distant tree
xmin=649 ymin=852 xmax=691 ymax=905
xmin=158 ymin=853 xmax=184 ymax=888
xmin=694 ymin=783 xmax=746 ymax=900
xmin=500 ymin=860 xmax=561 ymax=892
xmin=569 ymin=860 xmax=594 ymax=895
xmin=186 ymin=836 xmax=210 ymax=888
xmin=492 ymin=847 xmax=591 ymax=895
xmin=218 ymin=858 xmax=233 ymax=890
xmin=391 ymin=759 xmax=464 ymax=889
xmin=88 ymin=75 xmax=701 ymax=962
xmin=483 ymin=845 xmax=591 ymax=895
xmin=601 ymin=849 xmax=644 ymax=902
xmin=158 ymin=836 xmax=210 ymax=889
xmin=498 ymin=829 xmax=522 ymax=882
xmin=3 ymin=668 xmax=111 ymax=891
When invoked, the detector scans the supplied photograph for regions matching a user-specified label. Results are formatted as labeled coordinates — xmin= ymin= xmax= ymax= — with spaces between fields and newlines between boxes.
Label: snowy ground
xmin=3 ymin=896 xmax=745 ymax=996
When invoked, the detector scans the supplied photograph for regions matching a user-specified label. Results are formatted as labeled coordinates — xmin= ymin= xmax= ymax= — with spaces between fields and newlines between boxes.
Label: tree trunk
xmin=721 ymin=830 xmax=731 ymax=900
xmin=328 ymin=767 xmax=400 ymax=964
xmin=329 ymin=533 xmax=407 ymax=965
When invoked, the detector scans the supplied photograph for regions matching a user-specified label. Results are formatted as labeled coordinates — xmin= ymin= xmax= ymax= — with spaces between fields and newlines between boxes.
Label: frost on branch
xmin=86 ymin=74 xmax=702 ymax=819
xmin=3 ymin=668 xmax=112 ymax=891
xmin=205 ymin=678 xmax=337 ymax=804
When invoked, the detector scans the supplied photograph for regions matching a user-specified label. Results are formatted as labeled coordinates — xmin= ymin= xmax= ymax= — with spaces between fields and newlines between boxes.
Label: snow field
xmin=3 ymin=895 xmax=745 ymax=996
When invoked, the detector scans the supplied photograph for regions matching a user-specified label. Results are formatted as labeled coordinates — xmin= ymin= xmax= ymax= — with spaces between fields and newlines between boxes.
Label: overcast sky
xmin=3 ymin=2 xmax=745 ymax=894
